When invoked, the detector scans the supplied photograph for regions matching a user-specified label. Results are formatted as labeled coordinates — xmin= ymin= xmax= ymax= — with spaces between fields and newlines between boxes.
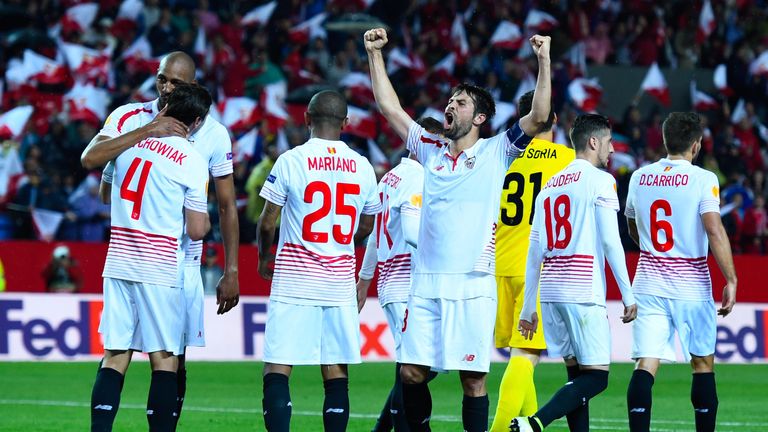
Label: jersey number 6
xmin=650 ymin=199 xmax=674 ymax=252
xmin=302 ymin=181 xmax=360 ymax=244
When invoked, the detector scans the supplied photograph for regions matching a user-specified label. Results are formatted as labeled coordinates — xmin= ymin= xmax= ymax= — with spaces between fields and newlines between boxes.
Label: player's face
xmin=156 ymin=61 xmax=195 ymax=109
xmin=444 ymin=91 xmax=476 ymax=140
xmin=596 ymin=131 xmax=614 ymax=168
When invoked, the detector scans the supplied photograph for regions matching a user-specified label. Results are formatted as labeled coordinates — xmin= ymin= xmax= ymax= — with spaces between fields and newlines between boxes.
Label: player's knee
xmin=690 ymin=355 xmax=714 ymax=373
xmin=459 ymin=371 xmax=487 ymax=396
xmin=400 ymin=364 xmax=428 ymax=384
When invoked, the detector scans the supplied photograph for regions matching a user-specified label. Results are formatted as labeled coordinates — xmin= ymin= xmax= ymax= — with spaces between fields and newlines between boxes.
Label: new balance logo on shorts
xmin=462 ymin=354 xmax=476 ymax=362
xmin=93 ymin=404 xmax=113 ymax=411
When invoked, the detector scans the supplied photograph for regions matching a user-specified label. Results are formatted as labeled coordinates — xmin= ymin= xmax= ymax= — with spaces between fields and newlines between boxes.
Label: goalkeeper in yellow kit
xmin=490 ymin=90 xmax=575 ymax=431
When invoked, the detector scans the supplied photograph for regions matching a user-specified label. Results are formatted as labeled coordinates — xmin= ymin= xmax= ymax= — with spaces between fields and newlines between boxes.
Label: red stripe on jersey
xmin=420 ymin=135 xmax=445 ymax=147
xmin=107 ymin=244 xmax=177 ymax=263
xmin=109 ymin=235 xmax=177 ymax=258
xmin=281 ymin=242 xmax=354 ymax=261
xmin=638 ymin=251 xmax=707 ymax=262
xmin=111 ymin=226 xmax=177 ymax=244
xmin=116 ymin=108 xmax=152 ymax=133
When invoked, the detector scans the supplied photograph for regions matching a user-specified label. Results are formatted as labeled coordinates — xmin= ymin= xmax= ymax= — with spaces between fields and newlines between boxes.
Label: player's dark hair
xmin=307 ymin=90 xmax=348 ymax=129
xmin=451 ymin=83 xmax=495 ymax=124
xmin=165 ymin=83 xmax=211 ymax=126
xmin=416 ymin=117 xmax=445 ymax=135
xmin=662 ymin=112 xmax=703 ymax=155
xmin=569 ymin=114 xmax=611 ymax=153
xmin=518 ymin=90 xmax=554 ymax=132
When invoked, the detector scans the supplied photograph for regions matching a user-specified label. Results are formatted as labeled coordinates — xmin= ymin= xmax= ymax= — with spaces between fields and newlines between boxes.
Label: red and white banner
xmin=345 ymin=106 xmax=378 ymax=139
xmin=524 ymin=9 xmax=558 ymax=33
xmin=697 ymin=0 xmax=715 ymax=43
xmin=63 ymin=3 xmax=99 ymax=32
xmin=1 ymin=293 xmax=765 ymax=363
xmin=749 ymin=51 xmax=768 ymax=76
xmin=713 ymin=63 xmax=732 ymax=96
xmin=640 ymin=62 xmax=670 ymax=106
xmin=568 ymin=77 xmax=603 ymax=112
xmin=218 ymin=97 xmax=259 ymax=132
xmin=289 ymin=13 xmax=327 ymax=44
xmin=491 ymin=101 xmax=516 ymax=132
xmin=242 ymin=1 xmax=277 ymax=26
xmin=59 ymin=42 xmax=111 ymax=84
xmin=64 ymin=82 xmax=110 ymax=125
xmin=490 ymin=21 xmax=524 ymax=50
xmin=690 ymin=81 xmax=718 ymax=111
xmin=0 ymin=105 xmax=34 ymax=139
xmin=451 ymin=15 xmax=469 ymax=59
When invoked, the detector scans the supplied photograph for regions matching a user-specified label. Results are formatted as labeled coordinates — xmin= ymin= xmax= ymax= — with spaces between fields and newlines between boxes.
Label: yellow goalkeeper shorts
xmin=495 ymin=276 xmax=546 ymax=350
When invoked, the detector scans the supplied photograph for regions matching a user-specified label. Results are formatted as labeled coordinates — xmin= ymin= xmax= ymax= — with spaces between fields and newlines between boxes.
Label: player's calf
xmin=146 ymin=370 xmax=178 ymax=431
xmin=91 ymin=367 xmax=124 ymax=432
xmin=323 ymin=377 xmax=350 ymax=432
xmin=263 ymin=373 xmax=292 ymax=432
xmin=691 ymin=372 xmax=718 ymax=432
xmin=627 ymin=369 xmax=654 ymax=432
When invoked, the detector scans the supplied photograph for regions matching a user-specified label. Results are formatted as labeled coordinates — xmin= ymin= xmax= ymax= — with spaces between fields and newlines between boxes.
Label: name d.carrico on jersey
xmin=136 ymin=138 xmax=188 ymax=165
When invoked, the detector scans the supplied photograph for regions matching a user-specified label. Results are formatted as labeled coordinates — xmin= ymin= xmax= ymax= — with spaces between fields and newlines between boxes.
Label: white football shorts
xmin=182 ymin=265 xmax=206 ymax=348
xmin=632 ymin=294 xmax=716 ymax=362
xmin=382 ymin=301 xmax=407 ymax=361
xmin=99 ymin=277 xmax=185 ymax=355
xmin=541 ymin=302 xmax=611 ymax=366
xmin=263 ymin=300 xmax=361 ymax=365
xmin=399 ymin=273 xmax=497 ymax=372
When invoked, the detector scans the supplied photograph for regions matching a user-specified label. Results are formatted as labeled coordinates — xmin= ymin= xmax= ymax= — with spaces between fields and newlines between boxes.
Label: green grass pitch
xmin=1 ymin=361 xmax=766 ymax=431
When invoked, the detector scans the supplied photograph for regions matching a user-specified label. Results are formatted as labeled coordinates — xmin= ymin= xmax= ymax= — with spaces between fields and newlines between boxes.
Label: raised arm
xmin=702 ymin=212 xmax=737 ymax=316
xmin=518 ymin=35 xmax=552 ymax=137
xmin=364 ymin=28 xmax=414 ymax=141
xmin=80 ymin=107 xmax=187 ymax=169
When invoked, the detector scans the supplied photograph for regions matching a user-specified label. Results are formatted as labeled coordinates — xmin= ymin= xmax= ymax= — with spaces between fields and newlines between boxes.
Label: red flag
xmin=339 ymin=72 xmax=375 ymax=104
xmin=261 ymin=82 xmax=288 ymax=132
xmin=289 ymin=13 xmax=327 ymax=45
xmin=749 ymin=51 xmax=768 ymax=76
xmin=451 ymin=15 xmax=469 ymax=60
xmin=432 ymin=53 xmax=456 ymax=76
xmin=713 ymin=64 xmax=733 ymax=96
xmin=640 ymin=62 xmax=670 ymax=106
xmin=121 ymin=36 xmax=161 ymax=74
xmin=491 ymin=101 xmax=517 ymax=132
xmin=524 ymin=9 xmax=558 ymax=33
xmin=63 ymin=3 xmax=99 ymax=33
xmin=65 ymin=82 xmax=110 ymax=127
xmin=386 ymin=47 xmax=414 ymax=74
xmin=345 ymin=106 xmax=378 ymax=139
xmin=59 ymin=41 xmax=111 ymax=84
xmin=568 ymin=78 xmax=603 ymax=112
xmin=218 ymin=97 xmax=259 ymax=132
xmin=690 ymin=82 xmax=718 ymax=111
xmin=234 ymin=128 xmax=259 ymax=163
xmin=0 ymin=105 xmax=34 ymax=139
xmin=696 ymin=0 xmax=715 ymax=44
xmin=490 ymin=21 xmax=524 ymax=50
xmin=241 ymin=1 xmax=277 ymax=26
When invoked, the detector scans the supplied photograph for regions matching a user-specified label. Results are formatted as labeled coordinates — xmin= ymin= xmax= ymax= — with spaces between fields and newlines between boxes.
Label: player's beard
xmin=158 ymin=95 xmax=169 ymax=110
xmin=445 ymin=118 xmax=472 ymax=140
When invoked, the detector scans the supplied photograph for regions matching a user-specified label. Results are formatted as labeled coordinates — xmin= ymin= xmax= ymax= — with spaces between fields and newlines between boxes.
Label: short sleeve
xmin=406 ymin=121 xmax=446 ymax=163
xmin=699 ymin=171 xmax=721 ymax=215
xmin=259 ymin=153 xmax=289 ymax=206
xmin=362 ymin=164 xmax=383 ymax=215
xmin=184 ymin=160 xmax=209 ymax=213
xmin=624 ymin=172 xmax=638 ymax=219
xmin=101 ymin=161 xmax=114 ymax=185
xmin=595 ymin=174 xmax=620 ymax=211
xmin=99 ymin=105 xmax=145 ymax=138
xmin=208 ymin=121 xmax=234 ymax=177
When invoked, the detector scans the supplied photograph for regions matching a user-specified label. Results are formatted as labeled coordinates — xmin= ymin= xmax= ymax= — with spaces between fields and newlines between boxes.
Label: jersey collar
xmin=399 ymin=157 xmax=421 ymax=168
xmin=660 ymin=157 xmax=692 ymax=166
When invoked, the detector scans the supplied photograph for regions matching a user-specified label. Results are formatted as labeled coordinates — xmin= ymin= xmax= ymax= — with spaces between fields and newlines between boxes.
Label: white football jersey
xmin=530 ymin=159 xmax=620 ymax=305
xmin=405 ymin=121 xmax=530 ymax=293
xmin=625 ymin=158 xmax=720 ymax=300
xmin=260 ymin=138 xmax=381 ymax=306
xmin=100 ymin=99 xmax=233 ymax=266
xmin=373 ymin=157 xmax=424 ymax=306
xmin=103 ymin=135 xmax=208 ymax=287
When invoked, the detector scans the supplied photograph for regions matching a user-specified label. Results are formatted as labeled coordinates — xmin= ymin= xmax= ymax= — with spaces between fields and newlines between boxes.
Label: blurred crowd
xmin=0 ymin=0 xmax=766 ymax=253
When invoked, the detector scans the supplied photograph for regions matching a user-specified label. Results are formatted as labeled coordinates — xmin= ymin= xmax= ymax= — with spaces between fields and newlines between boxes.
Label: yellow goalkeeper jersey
xmin=496 ymin=138 xmax=575 ymax=276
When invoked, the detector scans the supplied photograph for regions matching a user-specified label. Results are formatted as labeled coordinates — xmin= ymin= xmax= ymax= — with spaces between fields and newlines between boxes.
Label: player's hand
xmin=621 ymin=303 xmax=637 ymax=323
xmin=718 ymin=281 xmax=737 ymax=316
xmin=258 ymin=257 xmax=274 ymax=281
xmin=364 ymin=28 xmax=388 ymax=53
xmin=518 ymin=312 xmax=538 ymax=340
xmin=529 ymin=35 xmax=551 ymax=60
xmin=356 ymin=278 xmax=372 ymax=313
xmin=215 ymin=271 xmax=239 ymax=315
xmin=146 ymin=105 xmax=188 ymax=138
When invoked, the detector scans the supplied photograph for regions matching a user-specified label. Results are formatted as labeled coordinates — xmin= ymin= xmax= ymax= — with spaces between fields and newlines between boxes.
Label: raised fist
xmin=364 ymin=28 xmax=388 ymax=52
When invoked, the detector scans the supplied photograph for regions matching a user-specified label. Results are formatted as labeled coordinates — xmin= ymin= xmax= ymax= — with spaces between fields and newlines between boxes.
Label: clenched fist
xmin=529 ymin=34 xmax=551 ymax=60
xmin=364 ymin=28 xmax=388 ymax=52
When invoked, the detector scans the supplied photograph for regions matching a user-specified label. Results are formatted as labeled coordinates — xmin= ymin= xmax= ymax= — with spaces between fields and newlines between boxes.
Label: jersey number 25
xmin=302 ymin=181 xmax=360 ymax=245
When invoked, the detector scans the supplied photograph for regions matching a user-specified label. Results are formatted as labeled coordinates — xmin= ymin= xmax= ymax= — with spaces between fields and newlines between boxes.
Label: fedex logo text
xmin=0 ymin=299 xmax=103 ymax=357
xmin=716 ymin=310 xmax=768 ymax=361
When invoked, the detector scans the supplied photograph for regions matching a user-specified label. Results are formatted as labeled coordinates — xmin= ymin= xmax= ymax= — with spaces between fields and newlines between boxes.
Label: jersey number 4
xmin=375 ymin=192 xmax=393 ymax=249
xmin=302 ymin=181 xmax=360 ymax=244
xmin=120 ymin=157 xmax=153 ymax=220
xmin=501 ymin=172 xmax=543 ymax=226
xmin=543 ymin=194 xmax=572 ymax=250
